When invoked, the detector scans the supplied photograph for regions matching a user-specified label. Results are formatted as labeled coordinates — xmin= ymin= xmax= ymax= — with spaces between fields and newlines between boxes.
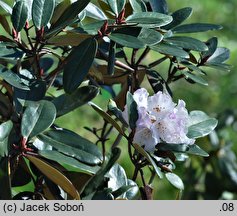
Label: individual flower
xmin=123 ymin=88 xmax=195 ymax=152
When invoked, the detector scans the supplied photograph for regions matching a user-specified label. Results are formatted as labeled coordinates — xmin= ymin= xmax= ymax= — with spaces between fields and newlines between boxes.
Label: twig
xmin=148 ymin=169 xmax=156 ymax=185
xmin=132 ymin=165 xmax=139 ymax=181
xmin=136 ymin=47 xmax=150 ymax=67
xmin=148 ymin=56 xmax=168 ymax=69
xmin=112 ymin=133 xmax=123 ymax=149
xmin=131 ymin=49 xmax=138 ymax=67
xmin=123 ymin=53 xmax=131 ymax=67
xmin=24 ymin=27 xmax=34 ymax=50
xmin=139 ymin=169 xmax=146 ymax=187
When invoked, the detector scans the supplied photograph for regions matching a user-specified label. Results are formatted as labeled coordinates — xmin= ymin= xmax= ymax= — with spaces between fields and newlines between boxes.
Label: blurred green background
xmin=1 ymin=0 xmax=237 ymax=199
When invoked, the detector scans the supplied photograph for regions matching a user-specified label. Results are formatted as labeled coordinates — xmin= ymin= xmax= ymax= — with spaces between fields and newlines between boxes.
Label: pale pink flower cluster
xmin=123 ymin=88 xmax=195 ymax=152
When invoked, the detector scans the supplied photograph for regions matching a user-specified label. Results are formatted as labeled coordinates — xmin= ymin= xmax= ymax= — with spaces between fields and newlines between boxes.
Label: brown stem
xmin=131 ymin=49 xmax=138 ymax=67
xmin=139 ymin=169 xmax=146 ymax=187
xmin=34 ymin=53 xmax=42 ymax=78
xmin=123 ymin=53 xmax=131 ymax=67
xmin=148 ymin=169 xmax=156 ymax=185
xmin=132 ymin=165 xmax=139 ymax=181
xmin=112 ymin=133 xmax=123 ymax=149
xmin=140 ymin=185 xmax=153 ymax=200
xmin=148 ymin=56 xmax=168 ymax=69
xmin=136 ymin=47 xmax=150 ymax=67
xmin=24 ymin=27 xmax=34 ymax=50
xmin=16 ymin=41 xmax=31 ymax=54
xmin=100 ymin=121 xmax=109 ymax=161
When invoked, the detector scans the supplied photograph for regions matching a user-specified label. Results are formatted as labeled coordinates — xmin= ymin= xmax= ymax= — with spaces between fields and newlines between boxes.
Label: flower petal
xmin=133 ymin=88 xmax=149 ymax=108
xmin=133 ymin=127 xmax=159 ymax=152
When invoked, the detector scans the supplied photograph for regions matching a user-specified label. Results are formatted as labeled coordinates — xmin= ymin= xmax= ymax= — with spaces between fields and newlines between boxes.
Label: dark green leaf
xmin=81 ymin=148 xmax=121 ymax=197
xmin=0 ymin=66 xmax=29 ymax=90
xmin=158 ymin=143 xmax=209 ymax=157
xmin=11 ymin=159 xmax=32 ymax=187
xmin=181 ymin=62 xmax=205 ymax=75
xmin=203 ymin=63 xmax=231 ymax=72
xmin=90 ymin=102 xmax=125 ymax=136
xmin=0 ymin=157 xmax=11 ymax=199
xmin=26 ymin=155 xmax=80 ymax=200
xmin=113 ymin=26 xmax=142 ymax=37
xmin=39 ymin=150 xmax=100 ymax=174
xmin=0 ymin=43 xmax=24 ymax=60
xmin=50 ymin=0 xmax=71 ymax=24
xmin=52 ymin=85 xmax=99 ymax=117
xmin=40 ymin=57 xmax=54 ymax=72
xmin=126 ymin=12 xmax=172 ymax=27
xmin=188 ymin=118 xmax=218 ymax=139
xmin=125 ymin=179 xmax=139 ymax=200
xmin=138 ymin=28 xmax=163 ymax=46
xmin=126 ymin=92 xmax=139 ymax=130
xmin=48 ymin=33 xmax=91 ymax=46
xmin=146 ymin=69 xmax=172 ymax=95
xmin=133 ymin=144 xmax=163 ymax=178
xmin=0 ymin=91 xmax=11 ymax=118
xmin=63 ymin=37 xmax=97 ymax=94
xmin=188 ymin=110 xmax=212 ymax=125
xmin=24 ymin=0 xmax=33 ymax=20
xmin=108 ymin=40 xmax=116 ymax=75
xmin=77 ymin=20 xmax=112 ymax=35
xmin=149 ymin=0 xmax=168 ymax=14
xmin=0 ymin=14 xmax=11 ymax=34
xmin=182 ymin=71 xmax=208 ymax=86
xmin=13 ymin=79 xmax=47 ymax=113
xmin=207 ymin=47 xmax=230 ymax=63
xmin=92 ymin=189 xmax=114 ymax=200
xmin=164 ymin=36 xmax=208 ymax=51
xmin=202 ymin=37 xmax=218 ymax=59
xmin=188 ymin=110 xmax=218 ymax=139
xmin=172 ymin=23 xmax=222 ymax=33
xmin=108 ymin=163 xmax=127 ymax=198
xmin=112 ymin=185 xmax=135 ymax=199
xmin=85 ymin=3 xmax=107 ymax=20
xmin=0 ymin=121 xmax=13 ymax=157
xmin=129 ymin=0 xmax=147 ymax=12
xmin=38 ymin=129 xmax=102 ymax=165
xmin=21 ymin=100 xmax=56 ymax=139
xmin=150 ymin=42 xmax=189 ymax=58
xmin=79 ymin=7 xmax=87 ymax=21
xmin=164 ymin=7 xmax=192 ymax=30
xmin=105 ymin=0 xmax=126 ymax=15
xmin=174 ymin=153 xmax=189 ymax=162
xmin=64 ymin=172 xmax=93 ymax=195
xmin=32 ymin=0 xmax=55 ymax=29
xmin=50 ymin=0 xmax=90 ymax=33
xmin=108 ymin=99 xmax=128 ymax=127
xmin=109 ymin=33 xmax=145 ymax=49
xmin=186 ymin=144 xmax=209 ymax=157
xmin=0 ymin=1 xmax=12 ymax=14
xmin=158 ymin=143 xmax=189 ymax=152
xmin=165 ymin=173 xmax=184 ymax=190
xmin=11 ymin=1 xmax=28 ymax=32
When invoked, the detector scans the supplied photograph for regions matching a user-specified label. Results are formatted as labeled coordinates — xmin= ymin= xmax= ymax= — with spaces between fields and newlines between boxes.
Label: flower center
xmin=153 ymin=107 xmax=161 ymax=113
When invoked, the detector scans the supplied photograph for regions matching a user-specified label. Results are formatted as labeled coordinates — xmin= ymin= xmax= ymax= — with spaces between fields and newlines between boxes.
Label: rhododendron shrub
xmin=0 ymin=0 xmax=232 ymax=200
